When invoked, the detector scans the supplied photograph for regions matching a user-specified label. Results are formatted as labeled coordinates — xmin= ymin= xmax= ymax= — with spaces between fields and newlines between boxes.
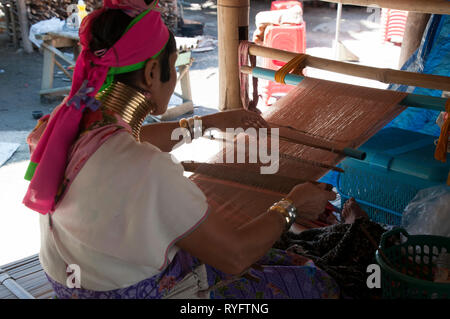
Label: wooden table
xmin=37 ymin=31 xmax=196 ymax=119
xmin=36 ymin=31 xmax=80 ymax=100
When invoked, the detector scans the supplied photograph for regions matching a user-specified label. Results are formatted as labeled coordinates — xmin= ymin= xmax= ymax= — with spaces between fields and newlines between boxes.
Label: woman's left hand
xmin=215 ymin=109 xmax=269 ymax=131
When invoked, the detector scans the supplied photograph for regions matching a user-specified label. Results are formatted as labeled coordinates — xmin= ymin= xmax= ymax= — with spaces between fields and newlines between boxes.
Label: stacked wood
xmin=159 ymin=0 xmax=178 ymax=32
xmin=0 ymin=4 xmax=6 ymax=33
xmin=24 ymin=0 xmax=178 ymax=31
xmin=0 ymin=0 xmax=21 ymax=47
xmin=1 ymin=0 xmax=180 ymax=48
xmin=25 ymin=0 xmax=96 ymax=25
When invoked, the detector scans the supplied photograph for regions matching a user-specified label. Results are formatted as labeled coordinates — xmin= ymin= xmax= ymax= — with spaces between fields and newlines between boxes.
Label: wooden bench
xmin=0 ymin=254 xmax=55 ymax=299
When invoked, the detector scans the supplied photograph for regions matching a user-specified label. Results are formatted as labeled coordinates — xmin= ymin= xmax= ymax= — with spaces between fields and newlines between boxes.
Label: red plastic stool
xmin=263 ymin=23 xmax=306 ymax=105
xmin=271 ymin=0 xmax=303 ymax=11
xmin=381 ymin=8 xmax=408 ymax=44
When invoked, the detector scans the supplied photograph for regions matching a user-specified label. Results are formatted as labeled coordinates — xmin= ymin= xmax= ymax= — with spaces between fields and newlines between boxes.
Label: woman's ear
xmin=143 ymin=59 xmax=159 ymax=89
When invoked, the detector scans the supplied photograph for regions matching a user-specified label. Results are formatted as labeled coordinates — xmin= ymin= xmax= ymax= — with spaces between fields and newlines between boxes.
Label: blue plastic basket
xmin=336 ymin=128 xmax=450 ymax=226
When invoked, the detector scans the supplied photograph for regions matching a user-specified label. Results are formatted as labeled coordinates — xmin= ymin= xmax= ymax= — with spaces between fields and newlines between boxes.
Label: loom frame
xmin=217 ymin=0 xmax=450 ymax=111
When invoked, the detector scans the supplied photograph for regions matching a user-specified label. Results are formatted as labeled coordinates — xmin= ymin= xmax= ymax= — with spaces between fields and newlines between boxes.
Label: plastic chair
xmin=381 ymin=9 xmax=408 ymax=44
xmin=270 ymin=0 xmax=303 ymax=11
xmin=263 ymin=23 xmax=306 ymax=104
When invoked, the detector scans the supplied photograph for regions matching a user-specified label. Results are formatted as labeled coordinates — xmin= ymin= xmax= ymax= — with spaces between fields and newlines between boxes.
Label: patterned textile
xmin=46 ymin=249 xmax=340 ymax=299
xmin=205 ymin=249 xmax=339 ymax=299
xmin=274 ymin=218 xmax=387 ymax=299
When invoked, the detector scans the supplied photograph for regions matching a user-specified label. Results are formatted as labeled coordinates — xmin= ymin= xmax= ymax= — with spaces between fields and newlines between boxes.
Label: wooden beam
xmin=54 ymin=59 xmax=73 ymax=81
xmin=399 ymin=13 xmax=430 ymax=68
xmin=217 ymin=0 xmax=250 ymax=111
xmin=248 ymin=43 xmax=450 ymax=92
xmin=320 ymin=0 xmax=450 ymax=14
xmin=39 ymin=86 xmax=71 ymax=96
xmin=41 ymin=42 xmax=76 ymax=66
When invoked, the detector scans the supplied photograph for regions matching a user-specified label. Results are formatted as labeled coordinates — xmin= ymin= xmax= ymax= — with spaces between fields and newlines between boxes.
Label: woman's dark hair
xmin=89 ymin=8 xmax=177 ymax=83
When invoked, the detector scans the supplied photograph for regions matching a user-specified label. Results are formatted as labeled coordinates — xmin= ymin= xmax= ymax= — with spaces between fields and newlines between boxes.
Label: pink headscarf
xmin=104 ymin=0 xmax=153 ymax=17
xmin=23 ymin=0 xmax=169 ymax=214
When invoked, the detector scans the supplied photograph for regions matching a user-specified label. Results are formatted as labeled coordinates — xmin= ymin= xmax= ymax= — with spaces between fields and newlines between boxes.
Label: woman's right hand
xmin=286 ymin=182 xmax=337 ymax=221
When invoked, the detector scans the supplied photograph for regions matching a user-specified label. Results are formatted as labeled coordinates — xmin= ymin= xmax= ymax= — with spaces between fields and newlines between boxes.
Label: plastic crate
xmin=376 ymin=228 xmax=450 ymax=299
xmin=336 ymin=127 xmax=450 ymax=226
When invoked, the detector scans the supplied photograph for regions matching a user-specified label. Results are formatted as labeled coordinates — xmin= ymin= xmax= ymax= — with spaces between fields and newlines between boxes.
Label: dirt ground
xmin=0 ymin=1 xmax=401 ymax=265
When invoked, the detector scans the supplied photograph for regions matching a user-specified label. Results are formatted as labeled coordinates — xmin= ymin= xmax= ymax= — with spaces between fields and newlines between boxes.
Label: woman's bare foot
xmin=341 ymin=198 xmax=369 ymax=224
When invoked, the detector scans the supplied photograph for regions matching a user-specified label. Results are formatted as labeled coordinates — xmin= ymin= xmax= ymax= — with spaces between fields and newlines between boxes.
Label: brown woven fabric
xmin=190 ymin=78 xmax=407 ymax=227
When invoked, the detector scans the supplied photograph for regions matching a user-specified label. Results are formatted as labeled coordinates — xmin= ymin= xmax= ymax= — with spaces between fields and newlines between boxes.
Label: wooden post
xmin=398 ymin=13 xmax=430 ymax=68
xmin=217 ymin=0 xmax=249 ymax=111
xmin=41 ymin=39 xmax=56 ymax=93
xmin=178 ymin=64 xmax=193 ymax=102
xmin=333 ymin=3 xmax=343 ymax=59
xmin=17 ymin=0 xmax=33 ymax=53
xmin=9 ymin=2 xmax=19 ymax=48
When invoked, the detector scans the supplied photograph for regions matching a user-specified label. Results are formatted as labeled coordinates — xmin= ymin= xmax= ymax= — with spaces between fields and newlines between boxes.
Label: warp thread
xmin=274 ymin=53 xmax=307 ymax=84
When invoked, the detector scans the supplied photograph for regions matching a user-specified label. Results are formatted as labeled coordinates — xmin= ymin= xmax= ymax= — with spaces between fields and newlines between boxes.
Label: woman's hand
xmin=212 ymin=109 xmax=269 ymax=132
xmin=286 ymin=182 xmax=337 ymax=221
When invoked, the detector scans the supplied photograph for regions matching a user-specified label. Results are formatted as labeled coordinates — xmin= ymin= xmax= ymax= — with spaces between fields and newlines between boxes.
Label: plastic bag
xmin=28 ymin=18 xmax=65 ymax=48
xmin=402 ymin=185 xmax=450 ymax=237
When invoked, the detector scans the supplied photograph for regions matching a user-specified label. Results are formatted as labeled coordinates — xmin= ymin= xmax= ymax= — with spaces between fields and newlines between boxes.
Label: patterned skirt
xmin=46 ymin=248 xmax=340 ymax=299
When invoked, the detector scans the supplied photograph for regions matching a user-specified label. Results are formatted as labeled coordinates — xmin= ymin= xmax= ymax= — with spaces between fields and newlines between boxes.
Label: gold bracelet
xmin=179 ymin=118 xmax=192 ymax=143
xmin=269 ymin=199 xmax=297 ymax=231
xmin=269 ymin=205 xmax=291 ymax=229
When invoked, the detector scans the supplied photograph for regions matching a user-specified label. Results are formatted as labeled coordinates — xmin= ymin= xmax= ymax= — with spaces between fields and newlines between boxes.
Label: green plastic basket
xmin=376 ymin=228 xmax=450 ymax=299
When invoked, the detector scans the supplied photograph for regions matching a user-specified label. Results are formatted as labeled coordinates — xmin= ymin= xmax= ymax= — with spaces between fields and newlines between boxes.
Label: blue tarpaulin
xmin=386 ymin=14 xmax=450 ymax=137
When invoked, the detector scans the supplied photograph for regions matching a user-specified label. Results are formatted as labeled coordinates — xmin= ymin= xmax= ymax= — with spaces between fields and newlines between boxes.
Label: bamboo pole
xmin=241 ymin=65 xmax=448 ymax=112
xmin=217 ymin=0 xmax=249 ymax=111
xmin=247 ymin=44 xmax=450 ymax=92
xmin=320 ymin=0 xmax=450 ymax=14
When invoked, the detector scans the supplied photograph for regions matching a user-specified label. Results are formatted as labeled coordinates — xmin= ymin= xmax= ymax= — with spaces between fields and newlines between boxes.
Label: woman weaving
xmin=23 ymin=0 xmax=350 ymax=299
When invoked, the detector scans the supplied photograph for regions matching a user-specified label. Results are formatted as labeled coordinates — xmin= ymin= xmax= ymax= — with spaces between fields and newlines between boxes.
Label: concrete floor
xmin=0 ymin=1 xmax=401 ymax=265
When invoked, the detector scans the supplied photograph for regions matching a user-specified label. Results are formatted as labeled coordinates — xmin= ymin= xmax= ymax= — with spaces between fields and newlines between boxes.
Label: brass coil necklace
xmin=96 ymin=82 xmax=156 ymax=141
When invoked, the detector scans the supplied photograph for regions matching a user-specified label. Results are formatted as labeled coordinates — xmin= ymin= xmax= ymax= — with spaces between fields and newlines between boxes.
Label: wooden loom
xmin=187 ymin=0 xmax=450 ymax=229
xmin=2 ymin=0 xmax=450 ymax=300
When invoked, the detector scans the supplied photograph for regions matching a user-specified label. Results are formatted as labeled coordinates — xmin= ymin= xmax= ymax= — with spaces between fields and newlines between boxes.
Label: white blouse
xmin=39 ymin=132 xmax=209 ymax=291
